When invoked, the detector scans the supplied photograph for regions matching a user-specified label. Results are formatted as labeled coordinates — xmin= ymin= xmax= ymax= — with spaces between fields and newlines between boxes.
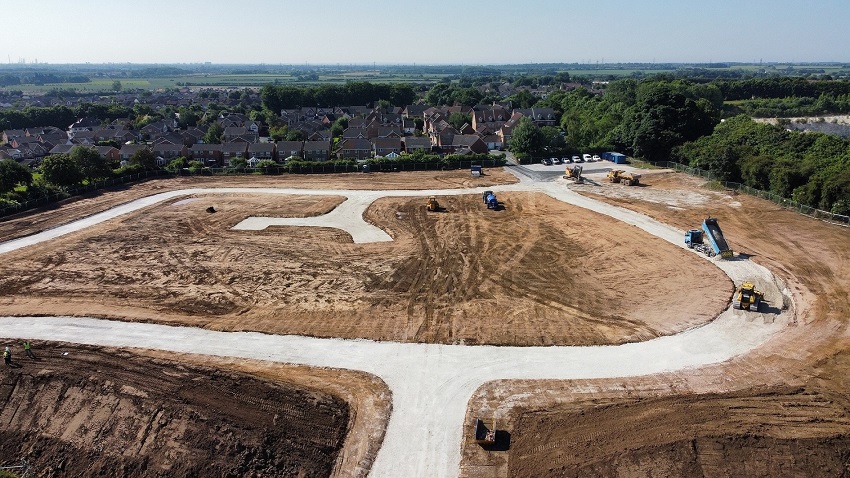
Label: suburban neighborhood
xmin=0 ymin=85 xmax=572 ymax=169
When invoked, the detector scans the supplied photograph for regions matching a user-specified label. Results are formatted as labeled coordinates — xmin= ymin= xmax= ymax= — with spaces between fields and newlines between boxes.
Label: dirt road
xmin=0 ymin=171 xmax=795 ymax=477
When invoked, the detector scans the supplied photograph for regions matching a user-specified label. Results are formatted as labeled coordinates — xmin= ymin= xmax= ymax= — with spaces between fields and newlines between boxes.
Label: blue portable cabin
xmin=603 ymin=152 xmax=627 ymax=164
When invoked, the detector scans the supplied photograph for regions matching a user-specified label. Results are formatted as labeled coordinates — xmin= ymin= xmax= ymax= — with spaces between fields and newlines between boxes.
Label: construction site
xmin=2 ymin=164 xmax=850 ymax=477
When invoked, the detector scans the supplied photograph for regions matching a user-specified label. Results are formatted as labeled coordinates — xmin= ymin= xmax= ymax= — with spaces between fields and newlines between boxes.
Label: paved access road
xmin=0 ymin=170 xmax=792 ymax=477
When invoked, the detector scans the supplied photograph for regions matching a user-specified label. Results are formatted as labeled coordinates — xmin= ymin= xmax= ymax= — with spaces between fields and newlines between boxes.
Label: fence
xmin=0 ymin=159 xmax=505 ymax=219
xmin=651 ymin=161 xmax=850 ymax=228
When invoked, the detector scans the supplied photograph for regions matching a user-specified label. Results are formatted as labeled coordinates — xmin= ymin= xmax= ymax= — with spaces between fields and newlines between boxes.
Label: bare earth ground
xmin=0 ymin=341 xmax=353 ymax=477
xmin=0 ymin=169 xmax=518 ymax=243
xmin=0 ymin=190 xmax=729 ymax=346
xmin=460 ymin=171 xmax=850 ymax=477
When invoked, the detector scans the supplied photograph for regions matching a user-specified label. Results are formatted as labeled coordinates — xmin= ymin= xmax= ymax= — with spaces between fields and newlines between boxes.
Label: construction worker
xmin=23 ymin=341 xmax=35 ymax=359
xmin=3 ymin=346 xmax=10 ymax=366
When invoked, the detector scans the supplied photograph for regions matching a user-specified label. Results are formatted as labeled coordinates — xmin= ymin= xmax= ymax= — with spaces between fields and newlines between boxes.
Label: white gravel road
xmin=0 ymin=169 xmax=793 ymax=477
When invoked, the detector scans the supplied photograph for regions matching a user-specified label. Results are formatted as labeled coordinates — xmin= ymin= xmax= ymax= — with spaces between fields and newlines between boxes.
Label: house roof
xmin=339 ymin=138 xmax=372 ymax=150
xmin=403 ymin=137 xmax=432 ymax=149
xmin=247 ymin=143 xmax=275 ymax=153
xmin=275 ymin=141 xmax=303 ymax=152
xmin=303 ymin=140 xmax=331 ymax=150
xmin=372 ymin=137 xmax=401 ymax=149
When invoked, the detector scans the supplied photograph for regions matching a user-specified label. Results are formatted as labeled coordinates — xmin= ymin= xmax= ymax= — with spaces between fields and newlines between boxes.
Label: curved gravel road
xmin=0 ymin=170 xmax=793 ymax=477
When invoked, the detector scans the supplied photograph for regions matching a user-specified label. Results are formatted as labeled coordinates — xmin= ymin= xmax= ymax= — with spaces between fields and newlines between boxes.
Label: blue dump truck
xmin=685 ymin=218 xmax=733 ymax=258
xmin=483 ymin=190 xmax=498 ymax=209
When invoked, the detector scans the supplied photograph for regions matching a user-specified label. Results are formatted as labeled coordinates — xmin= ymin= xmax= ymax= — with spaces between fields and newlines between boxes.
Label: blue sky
xmin=2 ymin=0 xmax=848 ymax=64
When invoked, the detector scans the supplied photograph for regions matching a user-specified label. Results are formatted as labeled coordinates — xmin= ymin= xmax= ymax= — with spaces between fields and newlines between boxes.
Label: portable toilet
xmin=471 ymin=165 xmax=482 ymax=177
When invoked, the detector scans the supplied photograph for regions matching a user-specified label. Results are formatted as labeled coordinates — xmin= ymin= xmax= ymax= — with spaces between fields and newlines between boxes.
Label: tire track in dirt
xmin=0 ymin=173 xmax=795 ymax=477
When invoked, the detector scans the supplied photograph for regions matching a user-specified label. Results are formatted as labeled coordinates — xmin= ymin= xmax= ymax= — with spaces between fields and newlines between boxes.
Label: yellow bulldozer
xmin=426 ymin=196 xmax=441 ymax=212
xmin=607 ymin=169 xmax=641 ymax=186
xmin=735 ymin=282 xmax=764 ymax=311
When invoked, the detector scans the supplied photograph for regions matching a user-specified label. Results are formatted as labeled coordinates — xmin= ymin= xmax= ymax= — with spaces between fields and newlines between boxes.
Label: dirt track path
xmin=0 ymin=169 xmax=795 ymax=478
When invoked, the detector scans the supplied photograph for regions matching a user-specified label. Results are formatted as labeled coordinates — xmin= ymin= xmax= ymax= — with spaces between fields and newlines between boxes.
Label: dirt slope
xmin=0 ymin=342 xmax=350 ymax=477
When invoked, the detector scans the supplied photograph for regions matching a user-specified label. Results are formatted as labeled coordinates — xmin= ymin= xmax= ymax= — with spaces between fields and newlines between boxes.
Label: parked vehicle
xmin=583 ymin=153 xmax=592 ymax=162
xmin=592 ymin=154 xmax=601 ymax=162
xmin=562 ymin=157 xmax=572 ymax=164
xmin=572 ymin=155 xmax=581 ymax=163
xmin=551 ymin=157 xmax=561 ymax=164
xmin=541 ymin=158 xmax=552 ymax=166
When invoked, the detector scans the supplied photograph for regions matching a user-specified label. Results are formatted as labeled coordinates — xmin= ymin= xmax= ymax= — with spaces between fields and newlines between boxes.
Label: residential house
xmin=513 ymin=107 xmax=557 ymax=126
xmin=2 ymin=129 xmax=27 ymax=145
xmin=448 ymin=135 xmax=489 ymax=155
xmin=471 ymin=105 xmax=510 ymax=134
xmin=403 ymin=136 xmax=432 ymax=154
xmin=481 ymin=134 xmax=503 ymax=151
xmin=120 ymin=144 xmax=150 ymax=162
xmin=337 ymin=138 xmax=372 ymax=160
xmin=247 ymin=142 xmax=275 ymax=161
xmin=68 ymin=117 xmax=102 ymax=138
xmin=275 ymin=140 xmax=303 ymax=161
xmin=303 ymin=140 xmax=331 ymax=161
xmin=223 ymin=126 xmax=258 ymax=143
xmin=220 ymin=142 xmax=248 ymax=164
xmin=189 ymin=144 xmax=222 ymax=165
xmin=402 ymin=104 xmax=430 ymax=119
xmin=308 ymin=130 xmax=332 ymax=142
xmin=342 ymin=127 xmax=368 ymax=140
xmin=94 ymin=146 xmax=120 ymax=163
xmin=372 ymin=137 xmax=402 ymax=157
xmin=153 ymin=143 xmax=188 ymax=161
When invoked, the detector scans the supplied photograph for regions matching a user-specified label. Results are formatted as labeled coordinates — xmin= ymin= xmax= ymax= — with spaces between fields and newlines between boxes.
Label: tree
xmin=112 ymin=80 xmax=122 ymax=92
xmin=129 ymin=148 xmax=158 ymax=170
xmin=0 ymin=159 xmax=32 ymax=194
xmin=164 ymin=156 xmax=188 ymax=173
xmin=447 ymin=112 xmax=472 ymax=131
xmin=204 ymin=122 xmax=223 ymax=144
xmin=70 ymin=146 xmax=111 ymax=181
xmin=509 ymin=117 xmax=545 ymax=158
xmin=230 ymin=157 xmax=248 ymax=172
xmin=41 ymin=154 xmax=84 ymax=187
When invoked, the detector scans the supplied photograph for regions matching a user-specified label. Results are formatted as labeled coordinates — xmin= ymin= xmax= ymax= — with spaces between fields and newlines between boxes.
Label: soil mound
xmin=0 ymin=343 xmax=349 ymax=477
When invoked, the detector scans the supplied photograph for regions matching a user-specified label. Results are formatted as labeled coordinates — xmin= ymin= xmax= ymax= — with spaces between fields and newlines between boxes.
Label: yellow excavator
xmin=426 ymin=196 xmax=441 ymax=212
xmin=735 ymin=282 xmax=764 ymax=311
xmin=564 ymin=164 xmax=583 ymax=183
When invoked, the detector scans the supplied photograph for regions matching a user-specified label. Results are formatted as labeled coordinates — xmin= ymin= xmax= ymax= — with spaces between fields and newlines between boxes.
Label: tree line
xmin=672 ymin=115 xmax=850 ymax=215
xmin=260 ymin=82 xmax=419 ymax=111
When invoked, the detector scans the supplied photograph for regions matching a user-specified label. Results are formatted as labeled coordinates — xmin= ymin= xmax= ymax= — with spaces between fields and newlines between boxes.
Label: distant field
xmin=1 ymin=72 xmax=452 ymax=93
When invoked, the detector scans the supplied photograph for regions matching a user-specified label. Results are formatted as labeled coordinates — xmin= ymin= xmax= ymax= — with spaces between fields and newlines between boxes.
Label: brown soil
xmin=0 ymin=190 xmax=729 ymax=346
xmin=460 ymin=171 xmax=850 ymax=478
xmin=0 ymin=169 xmax=517 ymax=243
xmin=0 ymin=342 xmax=354 ymax=477
xmin=507 ymin=387 xmax=850 ymax=477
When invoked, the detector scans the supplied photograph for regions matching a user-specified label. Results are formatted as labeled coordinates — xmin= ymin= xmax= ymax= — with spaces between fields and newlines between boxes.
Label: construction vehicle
xmin=426 ymin=196 xmax=441 ymax=212
xmin=684 ymin=229 xmax=715 ymax=257
xmin=483 ymin=190 xmax=498 ymax=209
xmin=607 ymin=169 xmax=641 ymax=186
xmin=735 ymin=282 xmax=764 ymax=311
xmin=701 ymin=218 xmax=733 ymax=258
xmin=473 ymin=417 xmax=496 ymax=446
xmin=684 ymin=218 xmax=733 ymax=258
xmin=563 ymin=164 xmax=584 ymax=183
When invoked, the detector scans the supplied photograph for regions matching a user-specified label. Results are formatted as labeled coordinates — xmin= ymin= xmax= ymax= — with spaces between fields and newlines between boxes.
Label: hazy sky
xmin=2 ymin=0 xmax=849 ymax=64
